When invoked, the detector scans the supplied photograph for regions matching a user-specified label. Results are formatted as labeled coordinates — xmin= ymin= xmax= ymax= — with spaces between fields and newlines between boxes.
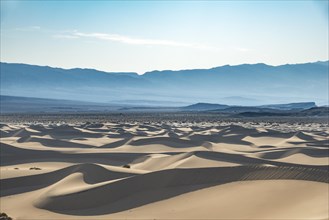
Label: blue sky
xmin=1 ymin=0 xmax=328 ymax=74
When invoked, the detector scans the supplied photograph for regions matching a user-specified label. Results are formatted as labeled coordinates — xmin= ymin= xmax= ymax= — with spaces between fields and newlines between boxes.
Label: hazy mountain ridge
xmin=1 ymin=61 xmax=328 ymax=105
xmin=261 ymin=102 xmax=316 ymax=110
xmin=0 ymin=95 xmax=122 ymax=113
xmin=182 ymin=103 xmax=229 ymax=111
xmin=1 ymin=95 xmax=325 ymax=116
xmin=236 ymin=107 xmax=329 ymax=117
xmin=182 ymin=102 xmax=317 ymax=112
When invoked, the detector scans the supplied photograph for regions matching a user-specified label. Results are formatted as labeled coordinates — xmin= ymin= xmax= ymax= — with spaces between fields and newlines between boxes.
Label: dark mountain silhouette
xmin=260 ymin=102 xmax=316 ymax=110
xmin=237 ymin=107 xmax=329 ymax=117
xmin=212 ymin=106 xmax=286 ymax=113
xmin=298 ymin=107 xmax=329 ymax=117
xmin=182 ymin=103 xmax=229 ymax=111
xmin=183 ymin=102 xmax=317 ymax=112
xmin=1 ymin=61 xmax=328 ymax=105
xmin=0 ymin=95 xmax=322 ymax=115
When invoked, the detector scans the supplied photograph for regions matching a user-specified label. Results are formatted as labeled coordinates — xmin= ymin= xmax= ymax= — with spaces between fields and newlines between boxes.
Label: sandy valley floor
xmin=0 ymin=117 xmax=328 ymax=219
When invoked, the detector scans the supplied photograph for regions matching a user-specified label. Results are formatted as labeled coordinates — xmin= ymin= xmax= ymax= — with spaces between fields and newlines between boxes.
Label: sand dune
xmin=110 ymin=180 xmax=328 ymax=220
xmin=1 ymin=120 xmax=328 ymax=219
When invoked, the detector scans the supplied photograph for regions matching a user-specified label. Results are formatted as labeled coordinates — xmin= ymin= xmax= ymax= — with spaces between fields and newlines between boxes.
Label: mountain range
xmin=182 ymin=102 xmax=317 ymax=112
xmin=1 ymin=61 xmax=328 ymax=106
xmin=1 ymin=95 xmax=326 ymax=117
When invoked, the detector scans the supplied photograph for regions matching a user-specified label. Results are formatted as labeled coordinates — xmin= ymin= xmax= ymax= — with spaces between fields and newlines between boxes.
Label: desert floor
xmin=0 ymin=115 xmax=328 ymax=219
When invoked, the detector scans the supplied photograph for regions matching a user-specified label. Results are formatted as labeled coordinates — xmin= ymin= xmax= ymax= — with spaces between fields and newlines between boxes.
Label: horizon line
xmin=0 ymin=59 xmax=328 ymax=75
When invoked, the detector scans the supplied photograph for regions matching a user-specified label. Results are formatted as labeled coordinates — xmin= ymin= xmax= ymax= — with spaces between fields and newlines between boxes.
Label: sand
xmin=0 ymin=119 xmax=328 ymax=219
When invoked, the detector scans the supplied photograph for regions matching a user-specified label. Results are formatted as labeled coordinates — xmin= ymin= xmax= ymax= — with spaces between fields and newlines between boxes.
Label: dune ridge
xmin=32 ymin=165 xmax=328 ymax=214
xmin=0 ymin=119 xmax=328 ymax=219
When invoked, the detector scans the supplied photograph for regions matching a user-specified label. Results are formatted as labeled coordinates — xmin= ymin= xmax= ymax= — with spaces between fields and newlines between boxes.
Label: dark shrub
xmin=123 ymin=164 xmax=130 ymax=168
xmin=0 ymin=213 xmax=12 ymax=220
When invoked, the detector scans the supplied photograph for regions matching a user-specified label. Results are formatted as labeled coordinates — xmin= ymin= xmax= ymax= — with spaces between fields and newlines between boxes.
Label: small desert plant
xmin=29 ymin=167 xmax=41 ymax=170
xmin=122 ymin=164 xmax=130 ymax=168
xmin=0 ymin=212 xmax=12 ymax=220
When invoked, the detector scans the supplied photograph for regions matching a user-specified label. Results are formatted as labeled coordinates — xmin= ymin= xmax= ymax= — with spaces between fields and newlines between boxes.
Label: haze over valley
xmin=1 ymin=61 xmax=328 ymax=106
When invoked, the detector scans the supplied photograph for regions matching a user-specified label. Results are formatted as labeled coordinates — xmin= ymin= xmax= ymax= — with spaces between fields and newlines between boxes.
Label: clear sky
xmin=1 ymin=0 xmax=328 ymax=74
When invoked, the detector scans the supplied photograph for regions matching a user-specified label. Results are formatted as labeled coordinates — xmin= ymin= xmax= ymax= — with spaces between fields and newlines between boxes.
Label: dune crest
xmin=1 ymin=119 xmax=328 ymax=219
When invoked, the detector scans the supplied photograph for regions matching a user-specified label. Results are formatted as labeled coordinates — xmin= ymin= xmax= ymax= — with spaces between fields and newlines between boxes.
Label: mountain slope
xmin=0 ymin=95 xmax=121 ymax=113
xmin=1 ymin=61 xmax=328 ymax=105
xmin=182 ymin=103 xmax=229 ymax=111
xmin=261 ymin=102 xmax=316 ymax=110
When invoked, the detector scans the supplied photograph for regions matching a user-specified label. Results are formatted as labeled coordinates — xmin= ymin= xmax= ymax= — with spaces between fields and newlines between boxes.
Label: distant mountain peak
xmin=182 ymin=103 xmax=229 ymax=111
xmin=1 ymin=61 xmax=327 ymax=105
